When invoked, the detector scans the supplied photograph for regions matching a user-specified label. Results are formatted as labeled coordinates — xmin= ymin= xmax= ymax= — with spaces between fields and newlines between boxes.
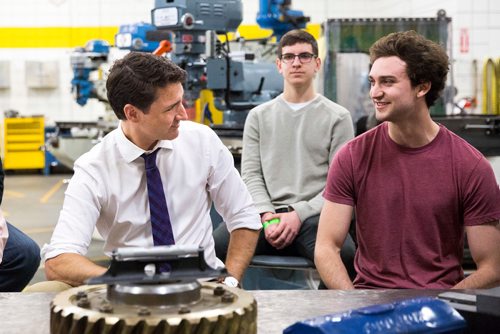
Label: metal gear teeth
xmin=50 ymin=283 xmax=257 ymax=334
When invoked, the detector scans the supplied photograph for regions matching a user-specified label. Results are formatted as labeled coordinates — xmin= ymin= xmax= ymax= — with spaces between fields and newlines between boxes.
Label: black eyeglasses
xmin=280 ymin=53 xmax=317 ymax=64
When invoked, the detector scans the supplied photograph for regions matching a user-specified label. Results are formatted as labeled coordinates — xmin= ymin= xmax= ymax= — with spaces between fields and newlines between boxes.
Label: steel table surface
xmin=0 ymin=289 xmax=445 ymax=334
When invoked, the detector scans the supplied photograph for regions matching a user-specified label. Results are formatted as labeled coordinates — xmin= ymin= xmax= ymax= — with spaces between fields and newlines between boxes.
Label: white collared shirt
xmin=42 ymin=121 xmax=260 ymax=269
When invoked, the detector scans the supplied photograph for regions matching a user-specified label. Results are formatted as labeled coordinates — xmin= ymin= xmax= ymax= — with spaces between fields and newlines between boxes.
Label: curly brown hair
xmin=369 ymin=30 xmax=449 ymax=107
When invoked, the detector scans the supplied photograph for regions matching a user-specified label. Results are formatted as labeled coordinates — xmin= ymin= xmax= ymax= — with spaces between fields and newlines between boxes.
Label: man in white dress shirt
xmin=41 ymin=52 xmax=261 ymax=289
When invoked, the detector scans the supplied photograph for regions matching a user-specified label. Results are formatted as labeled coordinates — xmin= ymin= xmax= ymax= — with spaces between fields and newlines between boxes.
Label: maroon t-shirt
xmin=324 ymin=122 xmax=500 ymax=289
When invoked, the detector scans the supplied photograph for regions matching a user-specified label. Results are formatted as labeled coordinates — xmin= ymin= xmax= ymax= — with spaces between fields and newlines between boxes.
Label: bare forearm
xmin=458 ymin=223 xmax=500 ymax=289
xmin=315 ymin=246 xmax=354 ymax=290
xmin=315 ymin=201 xmax=355 ymax=290
xmin=225 ymin=228 xmax=259 ymax=281
xmin=45 ymin=253 xmax=107 ymax=287
xmin=453 ymin=266 xmax=500 ymax=289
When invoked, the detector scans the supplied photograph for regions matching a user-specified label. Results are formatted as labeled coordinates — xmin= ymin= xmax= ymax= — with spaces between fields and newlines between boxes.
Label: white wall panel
xmin=0 ymin=0 xmax=153 ymax=27
xmin=0 ymin=48 xmax=106 ymax=125
xmin=0 ymin=61 xmax=10 ymax=89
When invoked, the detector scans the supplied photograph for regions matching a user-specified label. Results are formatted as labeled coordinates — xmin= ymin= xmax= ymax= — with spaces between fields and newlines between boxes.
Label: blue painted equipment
xmin=256 ymin=0 xmax=310 ymax=40
xmin=284 ymin=297 xmax=466 ymax=334
xmin=151 ymin=0 xmax=284 ymax=127
xmin=70 ymin=39 xmax=110 ymax=106
xmin=70 ymin=23 xmax=172 ymax=107
xmin=115 ymin=22 xmax=170 ymax=52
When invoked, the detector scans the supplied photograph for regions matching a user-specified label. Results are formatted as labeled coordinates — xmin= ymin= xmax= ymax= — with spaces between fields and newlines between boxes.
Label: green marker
xmin=262 ymin=218 xmax=280 ymax=229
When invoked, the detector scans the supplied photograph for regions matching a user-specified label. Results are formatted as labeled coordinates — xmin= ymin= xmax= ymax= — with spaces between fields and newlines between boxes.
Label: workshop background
xmin=0 ymin=0 xmax=499 ymax=123
xmin=0 ymin=0 xmax=499 ymax=287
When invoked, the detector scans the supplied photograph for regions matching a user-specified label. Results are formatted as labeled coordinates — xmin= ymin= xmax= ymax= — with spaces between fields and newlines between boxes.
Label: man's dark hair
xmin=106 ymin=52 xmax=186 ymax=120
xmin=277 ymin=29 xmax=318 ymax=58
xmin=369 ymin=30 xmax=449 ymax=107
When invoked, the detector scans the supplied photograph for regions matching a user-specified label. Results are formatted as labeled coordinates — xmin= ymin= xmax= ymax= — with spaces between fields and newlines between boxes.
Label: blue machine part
xmin=256 ymin=0 xmax=310 ymax=40
xmin=115 ymin=22 xmax=167 ymax=52
xmin=152 ymin=0 xmax=242 ymax=32
xmin=70 ymin=72 xmax=95 ymax=106
xmin=152 ymin=0 xmax=242 ymax=58
xmin=70 ymin=39 xmax=110 ymax=106
xmin=283 ymin=297 xmax=466 ymax=334
xmin=84 ymin=39 xmax=110 ymax=54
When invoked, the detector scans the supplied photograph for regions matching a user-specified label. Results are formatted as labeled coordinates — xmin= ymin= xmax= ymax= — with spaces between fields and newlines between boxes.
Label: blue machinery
xmin=58 ymin=0 xmax=312 ymax=180
xmin=150 ymin=0 xmax=308 ymax=132
xmin=67 ymin=5 xmax=500 ymax=162
xmin=257 ymin=0 xmax=309 ymax=40
xmin=70 ymin=39 xmax=110 ymax=107
xmin=70 ymin=0 xmax=309 ymax=133
xmin=70 ymin=23 xmax=170 ymax=107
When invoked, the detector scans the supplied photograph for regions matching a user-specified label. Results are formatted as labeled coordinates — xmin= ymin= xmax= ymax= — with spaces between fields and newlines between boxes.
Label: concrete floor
xmin=2 ymin=172 xmax=105 ymax=286
xmin=2 ymin=157 xmax=500 ymax=288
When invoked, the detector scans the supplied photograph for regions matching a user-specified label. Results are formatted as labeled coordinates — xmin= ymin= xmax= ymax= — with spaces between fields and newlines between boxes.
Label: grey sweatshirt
xmin=242 ymin=94 xmax=354 ymax=222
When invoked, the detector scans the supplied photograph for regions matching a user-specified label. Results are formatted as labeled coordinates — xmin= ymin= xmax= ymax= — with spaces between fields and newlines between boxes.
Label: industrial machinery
xmin=256 ymin=0 xmax=310 ymax=40
xmin=48 ymin=23 xmax=174 ymax=167
xmin=50 ymin=246 xmax=257 ymax=333
xmin=115 ymin=22 xmax=171 ymax=53
xmin=70 ymin=22 xmax=172 ymax=108
xmin=151 ymin=0 xmax=288 ymax=139
xmin=46 ymin=39 xmax=114 ymax=168
xmin=52 ymin=0 xmax=310 ymax=166
xmin=70 ymin=39 xmax=111 ymax=107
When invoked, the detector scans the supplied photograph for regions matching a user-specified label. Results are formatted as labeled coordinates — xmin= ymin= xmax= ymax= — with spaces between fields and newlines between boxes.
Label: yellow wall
xmin=0 ymin=24 xmax=321 ymax=48
xmin=0 ymin=27 xmax=118 ymax=48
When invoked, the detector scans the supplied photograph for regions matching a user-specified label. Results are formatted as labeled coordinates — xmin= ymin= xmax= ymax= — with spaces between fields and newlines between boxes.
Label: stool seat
xmin=250 ymin=255 xmax=315 ymax=269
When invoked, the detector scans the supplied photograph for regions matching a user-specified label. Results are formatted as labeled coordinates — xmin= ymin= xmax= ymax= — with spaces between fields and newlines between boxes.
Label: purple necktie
xmin=142 ymin=148 xmax=175 ymax=246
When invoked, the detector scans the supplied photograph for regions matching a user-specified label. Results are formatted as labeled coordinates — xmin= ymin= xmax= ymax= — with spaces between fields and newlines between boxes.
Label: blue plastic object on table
xmin=283 ymin=297 xmax=466 ymax=334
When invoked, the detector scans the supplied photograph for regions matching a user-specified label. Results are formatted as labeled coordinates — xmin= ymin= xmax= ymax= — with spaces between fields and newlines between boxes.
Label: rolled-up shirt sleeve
xmin=41 ymin=167 xmax=101 ymax=262
xmin=207 ymin=131 xmax=261 ymax=233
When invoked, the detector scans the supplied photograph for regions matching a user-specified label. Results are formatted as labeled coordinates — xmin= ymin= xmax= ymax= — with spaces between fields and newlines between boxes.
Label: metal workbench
xmin=1 ymin=289 xmax=447 ymax=334
xmin=4 ymin=288 xmax=500 ymax=333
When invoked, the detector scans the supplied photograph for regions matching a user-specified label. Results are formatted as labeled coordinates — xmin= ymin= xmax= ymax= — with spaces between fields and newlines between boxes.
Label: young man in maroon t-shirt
xmin=315 ymin=31 xmax=500 ymax=289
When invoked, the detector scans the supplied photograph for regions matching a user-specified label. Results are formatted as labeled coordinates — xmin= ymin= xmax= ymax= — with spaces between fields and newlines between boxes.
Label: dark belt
xmin=260 ymin=207 xmax=294 ymax=218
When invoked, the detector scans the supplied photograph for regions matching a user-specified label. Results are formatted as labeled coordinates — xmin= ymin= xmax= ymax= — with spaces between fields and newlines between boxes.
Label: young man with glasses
xmin=214 ymin=29 xmax=356 ymax=280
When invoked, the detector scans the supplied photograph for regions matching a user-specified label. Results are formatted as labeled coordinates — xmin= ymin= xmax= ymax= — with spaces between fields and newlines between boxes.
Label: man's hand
xmin=263 ymin=211 xmax=302 ymax=250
